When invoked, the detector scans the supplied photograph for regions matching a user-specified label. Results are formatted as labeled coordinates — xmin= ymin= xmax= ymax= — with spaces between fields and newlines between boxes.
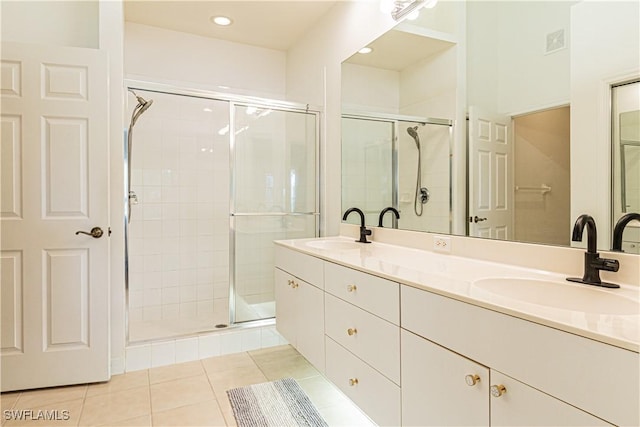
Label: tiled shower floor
xmin=0 ymin=345 xmax=373 ymax=426
xmin=129 ymin=298 xmax=275 ymax=342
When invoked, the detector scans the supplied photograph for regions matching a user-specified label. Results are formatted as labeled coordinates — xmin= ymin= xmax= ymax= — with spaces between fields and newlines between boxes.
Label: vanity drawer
xmin=325 ymin=293 xmax=400 ymax=384
xmin=401 ymin=285 xmax=639 ymax=426
xmin=325 ymin=337 xmax=400 ymax=427
xmin=324 ymin=261 xmax=399 ymax=324
xmin=275 ymin=246 xmax=323 ymax=288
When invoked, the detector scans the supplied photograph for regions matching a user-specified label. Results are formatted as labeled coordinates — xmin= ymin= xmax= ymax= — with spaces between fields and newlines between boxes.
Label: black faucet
xmin=566 ymin=214 xmax=620 ymax=288
xmin=378 ymin=207 xmax=400 ymax=228
xmin=343 ymin=207 xmax=372 ymax=243
xmin=612 ymin=213 xmax=640 ymax=252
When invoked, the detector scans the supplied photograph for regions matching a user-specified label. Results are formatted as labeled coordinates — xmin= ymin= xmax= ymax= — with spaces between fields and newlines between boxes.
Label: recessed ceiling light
xmin=211 ymin=16 xmax=232 ymax=26
xmin=358 ymin=47 xmax=373 ymax=54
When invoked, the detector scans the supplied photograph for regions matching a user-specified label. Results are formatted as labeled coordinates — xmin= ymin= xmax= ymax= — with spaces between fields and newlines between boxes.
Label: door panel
xmin=469 ymin=107 xmax=513 ymax=239
xmin=1 ymin=42 xmax=109 ymax=391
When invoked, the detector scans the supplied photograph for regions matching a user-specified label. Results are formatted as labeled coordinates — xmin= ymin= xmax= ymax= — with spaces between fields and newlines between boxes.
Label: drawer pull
xmin=465 ymin=374 xmax=480 ymax=386
xmin=490 ymin=384 xmax=506 ymax=398
xmin=292 ymin=282 xmax=299 ymax=288
xmin=347 ymin=284 xmax=357 ymax=292
xmin=287 ymin=279 xmax=294 ymax=286
xmin=347 ymin=328 xmax=358 ymax=336
xmin=348 ymin=378 xmax=359 ymax=386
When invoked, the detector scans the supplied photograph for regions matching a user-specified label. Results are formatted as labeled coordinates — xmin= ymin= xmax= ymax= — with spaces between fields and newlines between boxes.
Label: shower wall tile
xmin=220 ymin=332 xmax=242 ymax=355
xmin=162 ymin=304 xmax=179 ymax=320
xmin=198 ymin=334 xmax=221 ymax=359
xmin=241 ymin=329 xmax=262 ymax=352
xmin=151 ymin=341 xmax=175 ymax=368
xmin=180 ymin=302 xmax=197 ymax=319
xmin=175 ymin=338 xmax=199 ymax=363
xmin=126 ymin=344 xmax=151 ymax=372
xmin=143 ymin=306 xmax=161 ymax=321
xmin=197 ymin=301 xmax=214 ymax=317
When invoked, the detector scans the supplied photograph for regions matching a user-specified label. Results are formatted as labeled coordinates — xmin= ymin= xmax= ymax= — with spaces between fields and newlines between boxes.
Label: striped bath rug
xmin=227 ymin=378 xmax=328 ymax=427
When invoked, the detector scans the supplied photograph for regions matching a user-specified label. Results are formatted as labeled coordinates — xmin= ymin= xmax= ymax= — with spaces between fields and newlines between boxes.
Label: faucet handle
xmin=597 ymin=258 xmax=619 ymax=272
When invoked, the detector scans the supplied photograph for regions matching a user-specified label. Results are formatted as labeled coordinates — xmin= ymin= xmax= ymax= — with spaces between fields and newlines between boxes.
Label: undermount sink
xmin=305 ymin=239 xmax=364 ymax=251
xmin=472 ymin=277 xmax=639 ymax=315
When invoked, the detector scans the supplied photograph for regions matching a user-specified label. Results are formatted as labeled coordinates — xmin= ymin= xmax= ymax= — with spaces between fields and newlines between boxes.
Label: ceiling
xmin=124 ymin=0 xmax=337 ymax=51
xmin=344 ymin=28 xmax=454 ymax=71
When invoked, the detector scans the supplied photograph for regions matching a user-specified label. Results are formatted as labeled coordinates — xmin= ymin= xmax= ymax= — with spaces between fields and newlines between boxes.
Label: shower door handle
xmin=75 ymin=227 xmax=104 ymax=238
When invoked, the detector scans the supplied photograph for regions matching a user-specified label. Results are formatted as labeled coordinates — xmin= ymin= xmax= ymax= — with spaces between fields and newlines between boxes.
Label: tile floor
xmin=0 ymin=345 xmax=374 ymax=427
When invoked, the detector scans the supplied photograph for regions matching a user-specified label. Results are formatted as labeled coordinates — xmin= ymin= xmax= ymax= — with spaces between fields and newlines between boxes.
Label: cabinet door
xmin=274 ymin=268 xmax=296 ymax=346
xmin=326 ymin=337 xmax=401 ymax=427
xmin=296 ymin=280 xmax=325 ymax=372
xmin=490 ymin=371 xmax=612 ymax=426
xmin=402 ymin=329 xmax=489 ymax=426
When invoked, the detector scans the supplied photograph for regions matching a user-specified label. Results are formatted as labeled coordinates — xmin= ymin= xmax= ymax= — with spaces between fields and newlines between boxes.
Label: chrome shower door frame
xmin=229 ymin=101 xmax=321 ymax=325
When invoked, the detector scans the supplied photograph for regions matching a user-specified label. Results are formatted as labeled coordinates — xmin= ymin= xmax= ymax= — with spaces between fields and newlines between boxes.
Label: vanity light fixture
xmin=387 ymin=0 xmax=438 ymax=21
xmin=211 ymin=15 xmax=233 ymax=26
xmin=358 ymin=47 xmax=373 ymax=54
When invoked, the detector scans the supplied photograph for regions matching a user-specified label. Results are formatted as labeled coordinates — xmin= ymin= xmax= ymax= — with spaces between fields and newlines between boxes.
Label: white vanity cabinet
xmin=324 ymin=261 xmax=401 ymax=426
xmin=489 ymin=371 xmax=610 ymax=426
xmin=402 ymin=329 xmax=490 ymax=426
xmin=274 ymin=242 xmax=638 ymax=427
xmin=274 ymin=247 xmax=325 ymax=371
xmin=402 ymin=285 xmax=634 ymax=426
xmin=402 ymin=329 xmax=611 ymax=426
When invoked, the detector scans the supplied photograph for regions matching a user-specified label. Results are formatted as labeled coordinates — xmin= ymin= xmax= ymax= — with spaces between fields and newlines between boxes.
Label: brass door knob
xmin=347 ymin=328 xmax=358 ymax=336
xmin=347 ymin=284 xmax=357 ymax=292
xmin=75 ymin=227 xmax=104 ymax=238
xmin=348 ymin=378 xmax=358 ymax=386
xmin=490 ymin=384 xmax=506 ymax=398
xmin=465 ymin=374 xmax=480 ymax=386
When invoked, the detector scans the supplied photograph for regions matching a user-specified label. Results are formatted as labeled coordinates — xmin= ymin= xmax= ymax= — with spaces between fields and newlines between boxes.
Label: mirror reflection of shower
xmin=127 ymin=89 xmax=154 ymax=222
xmin=407 ymin=125 xmax=429 ymax=216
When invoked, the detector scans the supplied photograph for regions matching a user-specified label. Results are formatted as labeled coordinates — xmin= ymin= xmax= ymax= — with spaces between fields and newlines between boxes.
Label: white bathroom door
xmin=1 ymin=42 xmax=110 ymax=391
xmin=468 ymin=106 xmax=513 ymax=239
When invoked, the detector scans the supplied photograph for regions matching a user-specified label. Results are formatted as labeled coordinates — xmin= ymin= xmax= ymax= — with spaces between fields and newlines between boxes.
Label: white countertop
xmin=275 ymin=236 xmax=640 ymax=352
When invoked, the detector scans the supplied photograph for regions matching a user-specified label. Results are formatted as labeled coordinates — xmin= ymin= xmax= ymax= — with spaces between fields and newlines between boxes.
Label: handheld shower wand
xmin=407 ymin=126 xmax=428 ymax=216
xmin=127 ymin=89 xmax=154 ymax=222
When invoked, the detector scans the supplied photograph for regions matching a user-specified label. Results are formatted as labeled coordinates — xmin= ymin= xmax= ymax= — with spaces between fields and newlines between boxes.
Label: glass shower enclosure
xmin=125 ymin=83 xmax=319 ymax=342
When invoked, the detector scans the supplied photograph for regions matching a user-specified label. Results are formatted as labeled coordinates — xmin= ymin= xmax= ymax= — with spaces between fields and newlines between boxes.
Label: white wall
xmin=342 ymin=63 xmax=400 ymax=113
xmin=1 ymin=0 xmax=99 ymax=48
xmin=571 ymin=0 xmax=640 ymax=250
xmin=467 ymin=1 xmax=573 ymax=115
xmin=125 ymin=22 xmax=286 ymax=98
xmin=514 ymin=107 xmax=571 ymax=246
xmin=286 ymin=1 xmax=398 ymax=236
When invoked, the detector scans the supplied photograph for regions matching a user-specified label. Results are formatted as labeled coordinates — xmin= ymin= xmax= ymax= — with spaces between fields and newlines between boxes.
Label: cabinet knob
xmin=292 ymin=282 xmax=299 ymax=288
xmin=348 ymin=378 xmax=359 ymax=386
xmin=347 ymin=284 xmax=357 ymax=292
xmin=347 ymin=328 xmax=358 ymax=336
xmin=465 ymin=374 xmax=480 ymax=386
xmin=287 ymin=279 xmax=293 ymax=286
xmin=490 ymin=384 xmax=507 ymax=398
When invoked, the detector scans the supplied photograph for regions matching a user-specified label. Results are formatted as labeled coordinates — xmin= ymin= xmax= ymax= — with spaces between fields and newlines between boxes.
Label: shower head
xmin=129 ymin=90 xmax=153 ymax=126
xmin=407 ymin=126 xmax=420 ymax=149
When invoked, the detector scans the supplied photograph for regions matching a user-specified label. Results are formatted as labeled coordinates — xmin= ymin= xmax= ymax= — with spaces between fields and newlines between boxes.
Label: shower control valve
xmin=420 ymin=187 xmax=429 ymax=204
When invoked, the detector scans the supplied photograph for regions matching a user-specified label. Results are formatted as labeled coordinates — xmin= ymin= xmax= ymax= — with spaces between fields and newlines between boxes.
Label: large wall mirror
xmin=341 ymin=0 xmax=640 ymax=254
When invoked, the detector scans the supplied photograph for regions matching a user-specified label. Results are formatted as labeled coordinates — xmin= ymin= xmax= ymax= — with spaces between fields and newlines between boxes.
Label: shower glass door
xmin=341 ymin=117 xmax=395 ymax=226
xmin=231 ymin=104 xmax=319 ymax=323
